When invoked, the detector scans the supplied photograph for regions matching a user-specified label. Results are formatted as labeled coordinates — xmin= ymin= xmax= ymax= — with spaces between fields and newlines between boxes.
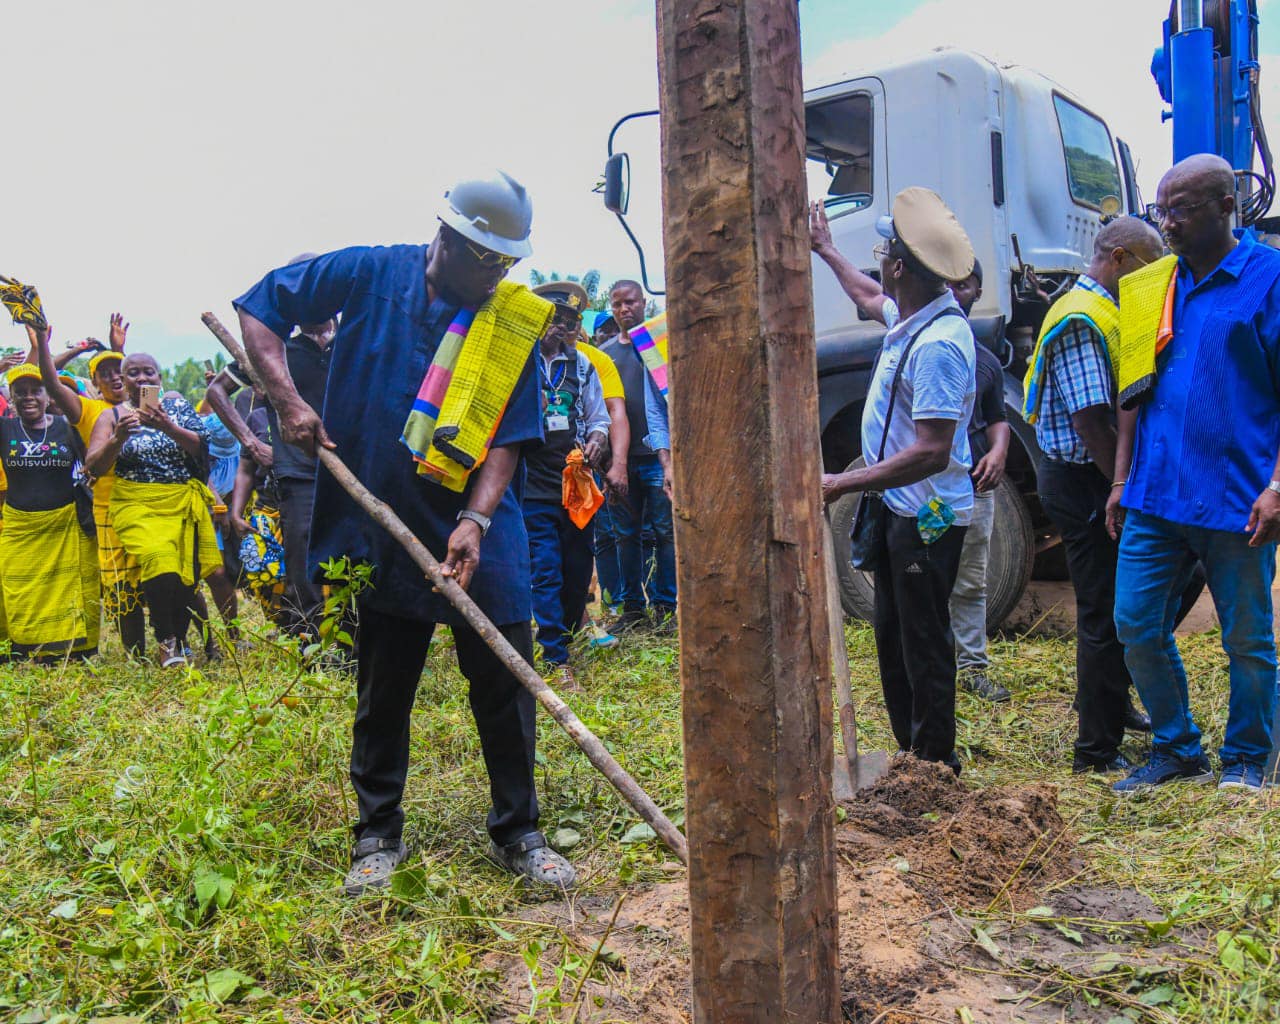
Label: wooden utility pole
xmin=656 ymin=1 xmax=839 ymax=1021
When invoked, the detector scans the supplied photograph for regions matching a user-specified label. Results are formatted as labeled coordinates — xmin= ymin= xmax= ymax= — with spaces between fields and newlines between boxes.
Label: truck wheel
xmin=985 ymin=475 xmax=1034 ymax=628
xmin=826 ymin=458 xmax=878 ymax=622
xmin=827 ymin=459 xmax=1034 ymax=629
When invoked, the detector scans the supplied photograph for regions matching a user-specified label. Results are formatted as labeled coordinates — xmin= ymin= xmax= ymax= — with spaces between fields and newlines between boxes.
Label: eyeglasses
xmin=1118 ymin=247 xmax=1152 ymax=267
xmin=872 ymin=241 xmax=892 ymax=261
xmin=464 ymin=240 xmax=519 ymax=270
xmin=1146 ymin=197 xmax=1224 ymax=223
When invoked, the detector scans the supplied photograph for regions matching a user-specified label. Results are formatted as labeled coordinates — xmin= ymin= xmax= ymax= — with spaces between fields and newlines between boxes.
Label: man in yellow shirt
xmin=33 ymin=316 xmax=145 ymax=653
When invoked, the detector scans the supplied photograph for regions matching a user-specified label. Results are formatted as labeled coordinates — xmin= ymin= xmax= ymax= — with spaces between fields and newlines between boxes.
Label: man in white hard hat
xmin=233 ymin=170 xmax=577 ymax=894
xmin=816 ymin=187 xmax=977 ymax=772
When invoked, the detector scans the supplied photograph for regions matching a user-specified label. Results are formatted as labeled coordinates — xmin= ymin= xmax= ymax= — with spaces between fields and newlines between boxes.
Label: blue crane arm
xmin=1152 ymin=0 xmax=1274 ymax=223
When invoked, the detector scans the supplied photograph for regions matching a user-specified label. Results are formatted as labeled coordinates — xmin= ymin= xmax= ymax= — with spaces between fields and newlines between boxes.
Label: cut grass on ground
xmin=0 ymin=618 xmax=1277 ymax=1022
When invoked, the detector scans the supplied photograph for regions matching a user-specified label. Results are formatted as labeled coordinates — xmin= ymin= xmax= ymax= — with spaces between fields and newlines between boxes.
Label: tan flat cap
xmin=876 ymin=187 xmax=975 ymax=282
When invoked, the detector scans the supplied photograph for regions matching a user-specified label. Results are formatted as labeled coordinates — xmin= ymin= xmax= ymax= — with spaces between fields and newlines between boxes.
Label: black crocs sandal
xmin=488 ymin=832 xmax=577 ymax=889
xmin=343 ymin=836 xmax=408 ymax=896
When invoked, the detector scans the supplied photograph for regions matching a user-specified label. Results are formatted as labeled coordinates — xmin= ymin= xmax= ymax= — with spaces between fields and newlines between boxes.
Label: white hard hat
xmin=439 ymin=169 xmax=534 ymax=259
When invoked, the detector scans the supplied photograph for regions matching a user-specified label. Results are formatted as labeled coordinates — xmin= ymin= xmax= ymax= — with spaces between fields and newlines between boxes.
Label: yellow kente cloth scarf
xmin=0 ymin=503 xmax=100 ymax=651
xmin=1021 ymin=287 xmax=1120 ymax=424
xmin=401 ymin=281 xmax=554 ymax=492
xmin=110 ymin=478 xmax=221 ymax=586
xmin=1117 ymin=254 xmax=1179 ymax=409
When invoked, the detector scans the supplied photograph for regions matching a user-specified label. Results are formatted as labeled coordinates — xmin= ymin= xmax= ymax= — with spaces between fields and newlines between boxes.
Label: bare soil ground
xmin=485 ymin=756 xmax=1189 ymax=1023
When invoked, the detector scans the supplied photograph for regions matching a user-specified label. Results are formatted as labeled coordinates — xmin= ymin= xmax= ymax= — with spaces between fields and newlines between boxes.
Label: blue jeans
xmin=524 ymin=501 xmax=595 ymax=665
xmin=592 ymin=493 xmax=622 ymax=609
xmin=610 ymin=458 xmax=677 ymax=610
xmin=1115 ymin=509 xmax=1277 ymax=767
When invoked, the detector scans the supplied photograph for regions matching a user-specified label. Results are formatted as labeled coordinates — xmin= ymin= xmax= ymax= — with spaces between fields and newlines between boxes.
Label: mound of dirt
xmin=485 ymin=757 xmax=1162 ymax=1024
xmin=839 ymin=754 xmax=1076 ymax=910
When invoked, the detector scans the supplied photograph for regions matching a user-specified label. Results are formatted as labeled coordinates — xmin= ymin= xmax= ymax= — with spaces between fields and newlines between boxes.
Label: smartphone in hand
xmin=203 ymin=359 xmax=216 ymax=374
xmin=139 ymin=384 xmax=161 ymax=412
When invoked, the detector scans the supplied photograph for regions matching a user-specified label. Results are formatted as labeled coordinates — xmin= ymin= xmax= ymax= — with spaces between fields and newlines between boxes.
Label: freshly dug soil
xmin=485 ymin=756 xmax=1163 ymax=1024
xmin=840 ymin=754 xmax=1077 ymax=910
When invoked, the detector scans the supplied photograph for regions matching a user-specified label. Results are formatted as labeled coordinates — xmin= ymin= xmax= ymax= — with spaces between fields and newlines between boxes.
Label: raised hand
xmin=109 ymin=313 xmax=129 ymax=351
xmin=809 ymin=200 xmax=834 ymax=254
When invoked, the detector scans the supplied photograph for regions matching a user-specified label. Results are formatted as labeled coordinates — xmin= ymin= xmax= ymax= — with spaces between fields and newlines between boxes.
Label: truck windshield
xmin=1053 ymin=94 xmax=1122 ymax=209
xmin=805 ymin=92 xmax=873 ymax=211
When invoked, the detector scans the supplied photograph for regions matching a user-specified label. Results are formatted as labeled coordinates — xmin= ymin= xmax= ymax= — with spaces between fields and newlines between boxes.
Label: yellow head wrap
xmin=89 ymin=350 xmax=123 ymax=378
xmin=6 ymin=363 xmax=42 ymax=387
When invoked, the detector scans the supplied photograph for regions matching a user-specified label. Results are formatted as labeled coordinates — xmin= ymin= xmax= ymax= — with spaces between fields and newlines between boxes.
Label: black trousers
xmin=873 ymin=511 xmax=967 ymax=767
xmin=1038 ymin=459 xmax=1129 ymax=767
xmin=349 ymin=604 xmax=540 ymax=847
xmin=278 ymin=477 xmax=324 ymax=636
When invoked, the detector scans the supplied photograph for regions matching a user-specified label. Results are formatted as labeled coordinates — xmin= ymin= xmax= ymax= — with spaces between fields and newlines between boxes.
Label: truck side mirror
xmin=604 ymin=153 xmax=631 ymax=215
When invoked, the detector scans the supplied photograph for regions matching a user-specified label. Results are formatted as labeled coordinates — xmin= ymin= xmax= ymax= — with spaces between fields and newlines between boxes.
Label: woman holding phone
xmin=86 ymin=353 xmax=220 ymax=667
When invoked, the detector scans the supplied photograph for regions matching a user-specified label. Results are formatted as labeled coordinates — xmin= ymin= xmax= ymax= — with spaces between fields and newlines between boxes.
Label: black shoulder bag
xmin=848 ymin=308 xmax=964 ymax=573
xmin=64 ymin=423 xmax=98 ymax=539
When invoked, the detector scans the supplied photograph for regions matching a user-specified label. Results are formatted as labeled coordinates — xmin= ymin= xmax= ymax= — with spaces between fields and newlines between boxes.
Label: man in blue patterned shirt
xmin=1029 ymin=217 xmax=1163 ymax=774
xmin=1109 ymin=155 xmax=1280 ymax=793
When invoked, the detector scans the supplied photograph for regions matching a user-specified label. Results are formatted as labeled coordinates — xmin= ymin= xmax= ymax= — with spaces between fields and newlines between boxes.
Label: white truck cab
xmin=808 ymin=48 xmax=1141 ymax=340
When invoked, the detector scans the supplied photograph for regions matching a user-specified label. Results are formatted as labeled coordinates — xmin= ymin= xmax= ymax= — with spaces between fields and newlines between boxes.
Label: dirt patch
xmin=484 ymin=758 xmax=1179 ymax=1023
xmin=839 ymin=754 xmax=1077 ymax=910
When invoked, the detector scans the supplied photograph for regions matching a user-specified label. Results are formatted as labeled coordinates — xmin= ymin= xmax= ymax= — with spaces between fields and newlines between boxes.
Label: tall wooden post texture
xmin=656 ymin=1 xmax=840 ymax=1021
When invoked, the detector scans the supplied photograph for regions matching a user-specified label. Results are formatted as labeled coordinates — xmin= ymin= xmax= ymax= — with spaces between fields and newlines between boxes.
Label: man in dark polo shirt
xmin=232 ymin=171 xmax=576 ymax=893
xmin=599 ymin=280 xmax=676 ymax=631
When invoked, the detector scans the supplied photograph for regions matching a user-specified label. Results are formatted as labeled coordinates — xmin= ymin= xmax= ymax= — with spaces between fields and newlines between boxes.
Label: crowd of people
xmin=1 ymin=152 xmax=1276 ymax=894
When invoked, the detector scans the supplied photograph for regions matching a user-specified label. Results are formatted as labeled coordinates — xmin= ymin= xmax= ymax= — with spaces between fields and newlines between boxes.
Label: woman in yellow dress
xmin=86 ymin=354 xmax=219 ymax=668
xmin=0 ymin=365 xmax=100 ymax=661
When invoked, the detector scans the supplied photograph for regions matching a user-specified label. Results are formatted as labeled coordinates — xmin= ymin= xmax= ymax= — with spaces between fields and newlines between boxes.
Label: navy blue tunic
xmin=233 ymin=244 xmax=543 ymax=626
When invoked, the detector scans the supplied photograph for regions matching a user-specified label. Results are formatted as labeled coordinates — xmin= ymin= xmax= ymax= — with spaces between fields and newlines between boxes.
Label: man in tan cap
xmin=814 ymin=186 xmax=977 ymax=772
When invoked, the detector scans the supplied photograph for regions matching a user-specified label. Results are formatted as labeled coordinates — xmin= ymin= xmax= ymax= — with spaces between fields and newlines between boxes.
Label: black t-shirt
xmin=524 ymin=352 xmax=584 ymax=504
xmin=968 ymin=343 xmax=1007 ymax=461
xmin=599 ymin=335 xmax=654 ymax=461
xmin=0 ymin=415 xmax=79 ymax=512
xmin=228 ymin=332 xmax=331 ymax=481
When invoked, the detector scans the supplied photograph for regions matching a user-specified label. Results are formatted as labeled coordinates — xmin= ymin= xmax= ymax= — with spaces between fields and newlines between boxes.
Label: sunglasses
xmin=1146 ymin=196 xmax=1225 ymax=223
xmin=463 ymin=240 xmax=519 ymax=271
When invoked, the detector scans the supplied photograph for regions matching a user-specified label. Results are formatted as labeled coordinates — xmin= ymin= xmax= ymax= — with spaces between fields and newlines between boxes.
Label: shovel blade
xmin=832 ymin=749 xmax=891 ymax=802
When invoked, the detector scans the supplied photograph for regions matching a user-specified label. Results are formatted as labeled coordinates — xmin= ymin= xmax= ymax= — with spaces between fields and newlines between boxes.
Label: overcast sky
xmin=3 ymin=0 xmax=1277 ymax=365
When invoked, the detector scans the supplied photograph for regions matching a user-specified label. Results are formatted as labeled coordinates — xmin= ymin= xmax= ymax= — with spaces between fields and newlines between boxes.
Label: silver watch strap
xmin=457 ymin=509 xmax=491 ymax=536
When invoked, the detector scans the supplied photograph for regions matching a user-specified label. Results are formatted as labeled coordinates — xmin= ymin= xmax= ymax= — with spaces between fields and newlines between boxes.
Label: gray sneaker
xmin=959 ymin=672 xmax=1011 ymax=702
xmin=489 ymin=833 xmax=577 ymax=889
xmin=343 ymin=837 xmax=408 ymax=896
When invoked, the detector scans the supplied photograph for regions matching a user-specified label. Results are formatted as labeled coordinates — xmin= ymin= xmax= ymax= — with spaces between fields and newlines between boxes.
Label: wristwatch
xmin=1268 ymin=481 xmax=1280 ymax=497
xmin=456 ymin=508 xmax=492 ymax=537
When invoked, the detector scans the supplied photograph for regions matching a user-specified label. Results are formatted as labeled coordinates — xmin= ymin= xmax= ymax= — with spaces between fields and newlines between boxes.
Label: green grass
xmin=0 ymin=618 xmax=1276 ymax=1023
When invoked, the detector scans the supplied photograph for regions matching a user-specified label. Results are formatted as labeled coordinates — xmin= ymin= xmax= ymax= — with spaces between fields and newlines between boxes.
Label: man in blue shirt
xmin=814 ymin=188 xmax=977 ymax=770
xmin=1108 ymin=154 xmax=1280 ymax=793
xmin=234 ymin=171 xmax=577 ymax=892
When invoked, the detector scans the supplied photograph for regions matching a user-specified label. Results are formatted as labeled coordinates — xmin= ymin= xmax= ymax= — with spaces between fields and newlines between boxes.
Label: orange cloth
xmin=1156 ymin=269 xmax=1177 ymax=359
xmin=562 ymin=449 xmax=604 ymax=529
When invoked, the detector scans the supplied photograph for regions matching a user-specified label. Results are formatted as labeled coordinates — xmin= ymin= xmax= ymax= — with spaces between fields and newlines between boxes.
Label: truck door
xmin=805 ymin=79 xmax=888 ymax=350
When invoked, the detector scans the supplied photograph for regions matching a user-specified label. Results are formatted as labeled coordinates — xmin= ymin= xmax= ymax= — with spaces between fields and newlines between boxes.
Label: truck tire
xmin=827 ymin=459 xmax=1034 ymax=629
